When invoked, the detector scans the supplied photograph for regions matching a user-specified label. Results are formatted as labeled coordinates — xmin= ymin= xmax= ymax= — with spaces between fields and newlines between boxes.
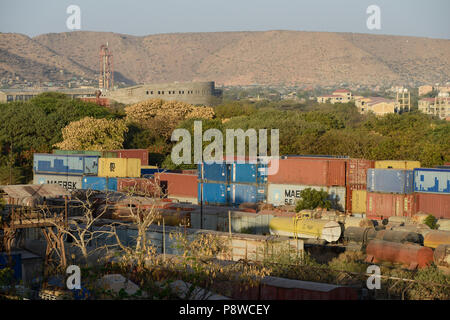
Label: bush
xmin=295 ymin=188 xmax=332 ymax=212
xmin=423 ymin=215 xmax=438 ymax=230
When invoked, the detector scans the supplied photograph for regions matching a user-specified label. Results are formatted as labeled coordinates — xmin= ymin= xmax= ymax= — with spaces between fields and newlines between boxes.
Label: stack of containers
xmin=366 ymin=165 xmax=416 ymax=218
xmin=346 ymin=158 xmax=375 ymax=215
xmin=267 ymin=157 xmax=347 ymax=211
xmin=33 ymin=153 xmax=100 ymax=191
xmin=110 ymin=149 xmax=149 ymax=166
xmin=413 ymin=168 xmax=450 ymax=218
xmin=156 ymin=172 xmax=198 ymax=203
xmin=198 ymin=158 xmax=268 ymax=205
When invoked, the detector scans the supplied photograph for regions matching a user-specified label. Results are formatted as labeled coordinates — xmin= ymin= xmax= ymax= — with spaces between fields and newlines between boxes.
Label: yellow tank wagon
xmin=269 ymin=211 xmax=342 ymax=242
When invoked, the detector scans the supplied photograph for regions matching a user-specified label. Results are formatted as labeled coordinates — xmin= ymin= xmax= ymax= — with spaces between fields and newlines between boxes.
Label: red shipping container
xmin=155 ymin=173 xmax=198 ymax=198
xmin=117 ymin=178 xmax=160 ymax=196
xmin=415 ymin=193 xmax=450 ymax=219
xmin=346 ymin=158 xmax=375 ymax=186
xmin=268 ymin=158 xmax=346 ymax=186
xmin=366 ymin=192 xmax=415 ymax=218
xmin=111 ymin=149 xmax=149 ymax=166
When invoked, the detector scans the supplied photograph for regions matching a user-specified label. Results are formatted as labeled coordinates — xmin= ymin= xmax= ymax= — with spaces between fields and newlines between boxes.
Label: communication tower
xmin=99 ymin=43 xmax=114 ymax=91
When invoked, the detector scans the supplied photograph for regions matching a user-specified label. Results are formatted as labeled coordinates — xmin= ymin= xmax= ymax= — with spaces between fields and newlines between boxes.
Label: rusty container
xmin=110 ymin=149 xmax=149 ymax=166
xmin=434 ymin=244 xmax=450 ymax=268
xmin=423 ymin=230 xmax=450 ymax=249
xmin=346 ymin=158 xmax=375 ymax=186
xmin=366 ymin=240 xmax=434 ymax=269
xmin=366 ymin=192 xmax=415 ymax=218
xmin=155 ymin=172 xmax=198 ymax=198
xmin=414 ymin=193 xmax=450 ymax=219
xmin=117 ymin=177 xmax=160 ymax=197
xmin=268 ymin=158 xmax=346 ymax=186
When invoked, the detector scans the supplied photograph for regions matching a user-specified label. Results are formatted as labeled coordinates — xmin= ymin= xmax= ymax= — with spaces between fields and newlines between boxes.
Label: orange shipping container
xmin=346 ymin=159 xmax=375 ymax=185
xmin=110 ymin=149 xmax=149 ymax=166
xmin=155 ymin=173 xmax=198 ymax=198
xmin=268 ymin=158 xmax=346 ymax=186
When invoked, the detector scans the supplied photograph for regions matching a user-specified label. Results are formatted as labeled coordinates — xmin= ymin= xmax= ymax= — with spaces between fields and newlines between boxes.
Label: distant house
xmin=316 ymin=89 xmax=352 ymax=104
xmin=355 ymin=97 xmax=399 ymax=116
xmin=418 ymin=85 xmax=434 ymax=96
xmin=418 ymin=97 xmax=450 ymax=120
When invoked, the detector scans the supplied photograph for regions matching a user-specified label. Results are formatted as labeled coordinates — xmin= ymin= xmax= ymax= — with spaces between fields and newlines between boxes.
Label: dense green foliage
xmin=423 ymin=214 xmax=438 ymax=230
xmin=0 ymin=93 xmax=117 ymax=183
xmin=295 ymin=188 xmax=332 ymax=211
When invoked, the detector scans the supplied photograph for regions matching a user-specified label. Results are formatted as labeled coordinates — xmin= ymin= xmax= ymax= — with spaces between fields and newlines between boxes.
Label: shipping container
xmin=351 ymin=189 xmax=367 ymax=214
xmin=53 ymin=150 xmax=117 ymax=158
xmin=345 ymin=184 xmax=365 ymax=213
xmin=117 ymin=177 xmax=159 ymax=196
xmin=413 ymin=168 xmax=450 ymax=194
xmin=98 ymin=158 xmax=141 ymax=178
xmin=140 ymin=165 xmax=159 ymax=177
xmin=110 ymin=149 xmax=149 ymax=166
xmin=367 ymin=169 xmax=414 ymax=194
xmin=82 ymin=176 xmax=117 ymax=191
xmin=198 ymin=183 xmax=228 ymax=205
xmin=198 ymin=162 xmax=230 ymax=182
xmin=229 ymin=183 xmax=266 ymax=204
xmin=156 ymin=173 xmax=198 ymax=198
xmin=375 ymin=160 xmax=420 ymax=170
xmin=267 ymin=183 xmax=346 ymax=211
xmin=33 ymin=153 xmax=99 ymax=176
xmin=346 ymin=158 xmax=375 ymax=185
xmin=230 ymin=162 xmax=268 ymax=184
xmin=268 ymin=158 xmax=346 ymax=186
xmin=366 ymin=192 xmax=415 ymax=218
xmin=414 ymin=193 xmax=450 ymax=219
xmin=34 ymin=173 xmax=83 ymax=191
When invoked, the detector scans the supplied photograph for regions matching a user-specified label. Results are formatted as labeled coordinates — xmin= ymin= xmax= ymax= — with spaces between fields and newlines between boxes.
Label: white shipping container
xmin=34 ymin=174 xmax=83 ymax=191
xmin=267 ymin=183 xmax=346 ymax=212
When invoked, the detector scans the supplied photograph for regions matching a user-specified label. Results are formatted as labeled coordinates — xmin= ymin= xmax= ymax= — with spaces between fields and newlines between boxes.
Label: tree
xmin=54 ymin=117 xmax=128 ymax=151
xmin=295 ymin=188 xmax=332 ymax=211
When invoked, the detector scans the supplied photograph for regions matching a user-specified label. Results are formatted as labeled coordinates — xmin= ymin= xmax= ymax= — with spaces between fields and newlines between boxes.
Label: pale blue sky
xmin=0 ymin=0 xmax=449 ymax=39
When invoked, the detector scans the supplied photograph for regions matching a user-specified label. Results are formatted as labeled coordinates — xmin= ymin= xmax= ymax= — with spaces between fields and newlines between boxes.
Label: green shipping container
xmin=53 ymin=150 xmax=118 ymax=158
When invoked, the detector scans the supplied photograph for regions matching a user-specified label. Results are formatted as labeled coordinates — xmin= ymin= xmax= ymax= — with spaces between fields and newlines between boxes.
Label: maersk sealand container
xmin=413 ymin=168 xmax=450 ymax=194
xmin=367 ymin=169 xmax=414 ymax=194
xmin=33 ymin=154 xmax=99 ymax=176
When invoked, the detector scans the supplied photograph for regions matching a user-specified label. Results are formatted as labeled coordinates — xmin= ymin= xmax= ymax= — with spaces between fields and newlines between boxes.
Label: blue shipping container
xmin=198 ymin=183 xmax=228 ymax=204
xmin=413 ymin=168 xmax=450 ymax=194
xmin=229 ymin=183 xmax=266 ymax=204
xmin=367 ymin=169 xmax=414 ymax=194
xmin=199 ymin=162 xmax=229 ymax=182
xmin=0 ymin=253 xmax=22 ymax=280
xmin=34 ymin=154 xmax=99 ymax=176
xmin=82 ymin=176 xmax=118 ymax=191
xmin=231 ymin=162 xmax=268 ymax=184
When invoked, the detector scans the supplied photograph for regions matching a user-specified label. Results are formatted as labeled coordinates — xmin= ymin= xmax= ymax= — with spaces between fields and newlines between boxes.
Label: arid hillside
xmin=1 ymin=30 xmax=449 ymax=86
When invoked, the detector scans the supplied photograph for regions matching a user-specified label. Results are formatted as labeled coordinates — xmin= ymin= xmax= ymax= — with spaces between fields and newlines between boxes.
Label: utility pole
xmin=9 ymin=136 xmax=13 ymax=185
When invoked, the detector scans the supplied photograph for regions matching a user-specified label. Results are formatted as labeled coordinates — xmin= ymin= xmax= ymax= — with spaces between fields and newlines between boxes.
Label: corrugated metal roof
xmin=0 ymin=184 xmax=70 ymax=199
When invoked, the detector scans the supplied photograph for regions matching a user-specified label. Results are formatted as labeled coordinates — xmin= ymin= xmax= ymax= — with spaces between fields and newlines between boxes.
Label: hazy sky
xmin=0 ymin=0 xmax=449 ymax=39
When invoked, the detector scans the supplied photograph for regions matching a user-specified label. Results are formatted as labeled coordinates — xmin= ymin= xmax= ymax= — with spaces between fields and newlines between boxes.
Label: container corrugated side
xmin=117 ymin=178 xmax=159 ymax=196
xmin=199 ymin=162 xmax=229 ymax=182
xmin=268 ymin=158 xmax=345 ymax=186
xmin=82 ymin=176 xmax=118 ymax=191
xmin=156 ymin=173 xmax=198 ymax=198
xmin=375 ymin=160 xmax=421 ymax=170
xmin=415 ymin=193 xmax=450 ymax=219
xmin=413 ymin=168 xmax=450 ymax=194
xmin=98 ymin=158 xmax=141 ymax=178
xmin=110 ymin=149 xmax=149 ymax=166
xmin=346 ymin=159 xmax=375 ymax=185
xmin=367 ymin=169 xmax=414 ymax=194
xmin=34 ymin=173 xmax=83 ymax=191
xmin=366 ymin=192 xmax=415 ymax=218
xmin=229 ymin=183 xmax=266 ymax=204
xmin=230 ymin=162 xmax=268 ymax=184
xmin=267 ymin=183 xmax=346 ymax=211
xmin=351 ymin=189 xmax=367 ymax=214
xmin=33 ymin=153 xmax=99 ymax=176
xmin=198 ymin=183 xmax=228 ymax=205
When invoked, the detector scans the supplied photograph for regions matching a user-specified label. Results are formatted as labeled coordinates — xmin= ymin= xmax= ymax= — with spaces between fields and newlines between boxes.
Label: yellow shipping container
xmin=98 ymin=158 xmax=141 ymax=178
xmin=375 ymin=160 xmax=420 ymax=170
xmin=351 ymin=190 xmax=367 ymax=214
xmin=141 ymin=165 xmax=158 ymax=169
